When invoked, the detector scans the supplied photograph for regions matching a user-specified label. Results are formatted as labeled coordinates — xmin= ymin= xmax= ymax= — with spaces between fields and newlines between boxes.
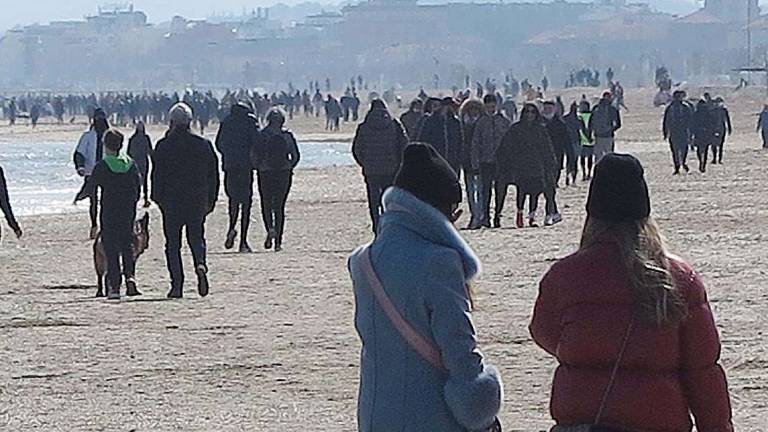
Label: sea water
xmin=0 ymin=141 xmax=354 ymax=216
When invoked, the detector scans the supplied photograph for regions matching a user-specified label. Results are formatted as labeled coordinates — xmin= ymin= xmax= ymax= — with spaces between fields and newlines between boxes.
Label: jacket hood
xmin=459 ymin=99 xmax=483 ymax=118
xmin=379 ymin=187 xmax=480 ymax=281
xmin=364 ymin=108 xmax=393 ymax=129
xmin=230 ymin=102 xmax=251 ymax=117
xmin=104 ymin=154 xmax=134 ymax=174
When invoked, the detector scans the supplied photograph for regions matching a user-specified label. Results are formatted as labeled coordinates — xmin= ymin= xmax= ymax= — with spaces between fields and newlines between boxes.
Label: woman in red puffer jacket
xmin=530 ymin=153 xmax=733 ymax=432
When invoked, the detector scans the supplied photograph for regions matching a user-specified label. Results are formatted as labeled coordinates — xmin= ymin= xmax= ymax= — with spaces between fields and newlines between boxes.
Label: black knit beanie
xmin=587 ymin=153 xmax=651 ymax=222
xmin=394 ymin=143 xmax=462 ymax=214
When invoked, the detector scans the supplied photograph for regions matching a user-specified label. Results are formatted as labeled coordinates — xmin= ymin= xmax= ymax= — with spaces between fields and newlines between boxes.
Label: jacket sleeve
xmin=214 ymin=123 xmax=225 ymax=155
xmin=74 ymin=132 xmax=89 ymax=170
xmin=393 ymin=120 xmax=408 ymax=163
xmin=662 ymin=106 xmax=670 ymax=138
xmin=150 ymin=143 xmax=165 ymax=206
xmin=529 ymin=267 xmax=561 ymax=356
xmin=471 ymin=118 xmax=483 ymax=171
xmin=0 ymin=167 xmax=20 ymax=232
xmin=287 ymin=132 xmax=301 ymax=169
xmin=206 ymin=140 xmax=220 ymax=211
xmin=678 ymin=267 xmax=734 ymax=432
xmin=131 ymin=163 xmax=142 ymax=204
xmin=425 ymin=250 xmax=503 ymax=431
xmin=613 ymin=107 xmax=622 ymax=132
xmin=351 ymin=125 xmax=365 ymax=167
xmin=725 ymin=109 xmax=732 ymax=134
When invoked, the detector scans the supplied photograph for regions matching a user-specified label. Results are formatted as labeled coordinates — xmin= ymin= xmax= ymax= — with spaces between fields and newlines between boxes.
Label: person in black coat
xmin=152 ymin=103 xmax=220 ymax=299
xmin=692 ymin=99 xmax=717 ymax=173
xmin=127 ymin=121 xmax=154 ymax=208
xmin=215 ymin=102 xmax=262 ymax=253
xmin=0 ymin=166 xmax=22 ymax=241
xmin=711 ymin=97 xmax=732 ymax=165
xmin=562 ymin=102 xmax=581 ymax=185
xmin=662 ymin=91 xmax=694 ymax=174
xmin=416 ymin=97 xmax=464 ymax=173
xmin=541 ymin=101 xmax=566 ymax=226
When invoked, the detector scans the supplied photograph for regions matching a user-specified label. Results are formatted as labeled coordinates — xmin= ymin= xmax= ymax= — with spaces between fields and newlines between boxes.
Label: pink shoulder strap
xmin=359 ymin=246 xmax=446 ymax=372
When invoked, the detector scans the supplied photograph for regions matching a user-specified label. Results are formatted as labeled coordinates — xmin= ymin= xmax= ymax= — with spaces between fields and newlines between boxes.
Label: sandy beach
xmin=0 ymin=88 xmax=766 ymax=431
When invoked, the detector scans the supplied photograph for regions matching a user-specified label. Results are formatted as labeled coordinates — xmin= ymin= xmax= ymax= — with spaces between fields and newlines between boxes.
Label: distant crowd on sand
xmin=0 ymin=71 xmax=757 ymax=430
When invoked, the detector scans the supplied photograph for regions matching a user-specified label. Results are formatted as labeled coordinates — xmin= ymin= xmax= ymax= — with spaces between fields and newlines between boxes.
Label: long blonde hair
xmin=580 ymin=217 xmax=687 ymax=327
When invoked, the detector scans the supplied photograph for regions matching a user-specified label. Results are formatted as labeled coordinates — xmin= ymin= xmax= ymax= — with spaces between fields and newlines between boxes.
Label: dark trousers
xmin=544 ymin=186 xmax=558 ymax=215
xmin=670 ymin=138 xmax=689 ymax=170
xmin=102 ymin=222 xmax=135 ymax=290
xmin=479 ymin=163 xmax=499 ymax=225
xmin=516 ymin=186 xmax=540 ymax=214
xmin=225 ymin=169 xmax=254 ymax=244
xmin=257 ymin=170 xmax=293 ymax=243
xmin=139 ymin=167 xmax=149 ymax=201
xmin=555 ymin=149 xmax=565 ymax=185
xmin=695 ymin=137 xmax=712 ymax=171
xmin=162 ymin=209 xmax=207 ymax=290
xmin=364 ymin=175 xmax=393 ymax=233
xmin=712 ymin=133 xmax=726 ymax=162
xmin=763 ymin=130 xmax=768 ymax=148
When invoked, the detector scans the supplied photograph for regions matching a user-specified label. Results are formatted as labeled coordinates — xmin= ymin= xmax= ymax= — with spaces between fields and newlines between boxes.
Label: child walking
xmin=91 ymin=129 xmax=142 ymax=299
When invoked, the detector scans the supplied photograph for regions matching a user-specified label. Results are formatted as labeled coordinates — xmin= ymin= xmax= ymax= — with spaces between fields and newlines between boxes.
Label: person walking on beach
xmin=711 ymin=97 xmax=731 ymax=165
xmin=348 ymin=143 xmax=503 ymax=432
xmin=74 ymin=108 xmax=110 ymax=239
xmin=471 ymin=94 xmax=511 ymax=228
xmin=530 ymin=153 xmax=733 ymax=431
xmin=254 ymin=108 xmax=300 ymax=252
xmin=757 ymin=104 xmax=768 ymax=149
xmin=127 ymin=121 xmax=154 ymax=208
xmin=589 ymin=91 xmax=621 ymax=162
xmin=418 ymin=97 xmax=464 ymax=172
xmin=400 ymin=99 xmax=423 ymax=140
xmin=562 ymin=102 xmax=581 ymax=186
xmin=0 ymin=166 xmax=23 ymax=241
xmin=216 ymin=102 xmax=261 ymax=253
xmin=352 ymin=99 xmax=408 ymax=234
xmin=91 ymin=129 xmax=142 ymax=299
xmin=459 ymin=98 xmax=484 ymax=229
xmin=663 ymin=90 xmax=693 ymax=175
xmin=152 ymin=103 xmax=219 ymax=299
xmin=578 ymin=101 xmax=595 ymax=180
xmin=496 ymin=103 xmax=558 ymax=228
xmin=692 ymin=99 xmax=717 ymax=173
xmin=541 ymin=101 xmax=565 ymax=226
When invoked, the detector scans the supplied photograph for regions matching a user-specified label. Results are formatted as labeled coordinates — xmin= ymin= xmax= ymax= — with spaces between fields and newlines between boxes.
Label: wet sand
xmin=0 ymin=88 xmax=766 ymax=431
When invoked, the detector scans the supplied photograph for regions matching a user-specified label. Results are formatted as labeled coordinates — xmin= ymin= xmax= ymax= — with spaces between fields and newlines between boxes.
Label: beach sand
xmin=0 ymin=88 xmax=766 ymax=431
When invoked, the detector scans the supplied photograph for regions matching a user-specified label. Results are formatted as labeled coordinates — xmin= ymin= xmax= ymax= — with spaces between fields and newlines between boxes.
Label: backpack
xmin=261 ymin=131 xmax=291 ymax=169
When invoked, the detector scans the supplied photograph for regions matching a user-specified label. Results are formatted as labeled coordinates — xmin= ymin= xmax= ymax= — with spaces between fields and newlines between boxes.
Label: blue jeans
xmin=162 ymin=209 xmax=207 ymax=291
xmin=463 ymin=168 xmax=480 ymax=227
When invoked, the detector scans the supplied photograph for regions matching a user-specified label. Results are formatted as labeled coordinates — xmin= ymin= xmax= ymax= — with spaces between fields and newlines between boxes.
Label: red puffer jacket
xmin=530 ymin=241 xmax=733 ymax=432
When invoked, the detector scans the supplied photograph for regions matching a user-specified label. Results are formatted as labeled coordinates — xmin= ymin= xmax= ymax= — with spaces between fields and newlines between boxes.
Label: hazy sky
xmin=0 ymin=0 xmax=714 ymax=33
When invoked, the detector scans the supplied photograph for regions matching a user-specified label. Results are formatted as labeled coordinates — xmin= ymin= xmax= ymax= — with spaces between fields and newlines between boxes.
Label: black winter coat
xmin=151 ymin=128 xmax=220 ymax=216
xmin=416 ymin=113 xmax=464 ymax=172
xmin=215 ymin=105 xmax=261 ymax=172
xmin=352 ymin=109 xmax=408 ymax=178
xmin=495 ymin=120 xmax=558 ymax=189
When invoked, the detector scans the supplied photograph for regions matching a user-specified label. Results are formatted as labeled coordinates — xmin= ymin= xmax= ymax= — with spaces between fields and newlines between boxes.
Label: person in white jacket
xmin=74 ymin=108 xmax=110 ymax=239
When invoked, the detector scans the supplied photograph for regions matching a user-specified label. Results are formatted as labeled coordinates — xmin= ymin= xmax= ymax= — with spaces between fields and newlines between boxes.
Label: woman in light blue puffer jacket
xmin=349 ymin=143 xmax=503 ymax=432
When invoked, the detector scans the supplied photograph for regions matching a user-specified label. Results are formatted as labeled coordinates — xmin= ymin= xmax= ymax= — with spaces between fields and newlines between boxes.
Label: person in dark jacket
xmin=692 ymin=99 xmax=717 ymax=173
xmin=562 ymin=102 xmax=581 ymax=186
xmin=74 ymin=108 xmax=110 ymax=239
xmin=215 ymin=102 xmax=262 ymax=253
xmin=471 ymin=95 xmax=511 ymax=229
xmin=417 ymin=97 xmax=464 ymax=173
xmin=127 ymin=121 xmax=154 ymax=208
xmin=0 ymin=166 xmax=22 ymax=241
xmin=352 ymin=99 xmax=408 ymax=233
xmin=531 ymin=154 xmax=733 ymax=432
xmin=663 ymin=90 xmax=694 ymax=175
xmin=91 ymin=129 xmax=142 ymax=299
xmin=495 ymin=103 xmax=558 ymax=228
xmin=152 ymin=102 xmax=219 ymax=299
xmin=711 ymin=97 xmax=732 ymax=165
xmin=541 ymin=101 xmax=565 ymax=226
xmin=254 ymin=108 xmax=300 ymax=252
xmin=589 ymin=92 xmax=621 ymax=162
xmin=459 ymin=98 xmax=484 ymax=229
xmin=400 ymin=99 xmax=423 ymax=140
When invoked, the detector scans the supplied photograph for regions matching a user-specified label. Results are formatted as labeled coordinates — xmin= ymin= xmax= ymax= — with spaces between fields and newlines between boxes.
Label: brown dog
xmin=93 ymin=213 xmax=150 ymax=297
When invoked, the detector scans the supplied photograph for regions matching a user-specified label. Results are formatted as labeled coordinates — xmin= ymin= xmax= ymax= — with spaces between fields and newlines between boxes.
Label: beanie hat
xmin=394 ymin=143 xmax=462 ymax=212
xmin=370 ymin=98 xmax=387 ymax=111
xmin=587 ymin=153 xmax=651 ymax=223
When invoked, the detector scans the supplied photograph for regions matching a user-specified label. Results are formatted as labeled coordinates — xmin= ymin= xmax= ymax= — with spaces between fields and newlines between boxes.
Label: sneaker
xmin=683 ymin=164 xmax=690 ymax=173
xmin=551 ymin=213 xmax=563 ymax=225
xmin=275 ymin=242 xmax=283 ymax=252
xmin=239 ymin=243 xmax=253 ymax=254
xmin=225 ymin=230 xmax=237 ymax=250
xmin=528 ymin=212 xmax=538 ymax=228
xmin=544 ymin=215 xmax=554 ymax=226
xmin=89 ymin=226 xmax=99 ymax=240
xmin=516 ymin=212 xmax=524 ymax=228
xmin=125 ymin=278 xmax=142 ymax=297
xmin=196 ymin=264 xmax=209 ymax=297
xmin=673 ymin=168 xmax=680 ymax=175
xmin=167 ymin=288 xmax=183 ymax=299
xmin=107 ymin=285 xmax=120 ymax=300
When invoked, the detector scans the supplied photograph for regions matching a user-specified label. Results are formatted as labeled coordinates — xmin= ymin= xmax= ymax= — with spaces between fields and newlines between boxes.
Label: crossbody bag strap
xmin=594 ymin=321 xmax=634 ymax=425
xmin=360 ymin=246 xmax=446 ymax=372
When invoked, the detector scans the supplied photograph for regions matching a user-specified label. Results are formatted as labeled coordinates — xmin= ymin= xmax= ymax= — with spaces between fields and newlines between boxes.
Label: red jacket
xmin=530 ymin=241 xmax=733 ymax=432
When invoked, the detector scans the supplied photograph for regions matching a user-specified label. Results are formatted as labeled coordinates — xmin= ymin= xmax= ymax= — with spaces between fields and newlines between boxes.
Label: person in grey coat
xmin=471 ymin=94 xmax=511 ymax=228
xmin=349 ymin=143 xmax=503 ymax=432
